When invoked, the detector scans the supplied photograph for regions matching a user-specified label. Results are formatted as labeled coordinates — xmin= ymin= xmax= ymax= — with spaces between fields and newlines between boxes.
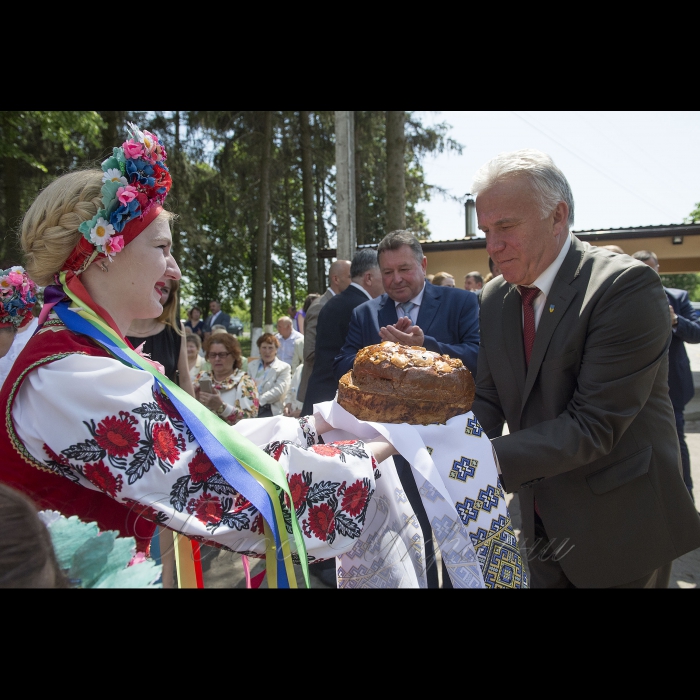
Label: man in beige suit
xmin=471 ymin=149 xmax=700 ymax=588
xmin=297 ymin=259 xmax=351 ymax=405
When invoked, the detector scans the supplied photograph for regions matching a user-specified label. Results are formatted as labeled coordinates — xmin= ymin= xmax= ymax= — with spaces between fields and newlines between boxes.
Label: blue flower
xmin=126 ymin=159 xmax=156 ymax=187
xmin=110 ymin=199 xmax=141 ymax=233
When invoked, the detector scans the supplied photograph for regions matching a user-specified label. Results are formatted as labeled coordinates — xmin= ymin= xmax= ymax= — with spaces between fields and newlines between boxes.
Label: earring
xmin=99 ymin=261 xmax=109 ymax=273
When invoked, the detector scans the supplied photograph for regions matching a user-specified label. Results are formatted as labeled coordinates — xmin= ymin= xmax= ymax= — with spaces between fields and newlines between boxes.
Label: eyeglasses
xmin=209 ymin=352 xmax=231 ymax=360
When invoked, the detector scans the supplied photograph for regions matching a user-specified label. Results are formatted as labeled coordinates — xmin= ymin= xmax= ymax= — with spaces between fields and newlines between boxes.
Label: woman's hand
xmin=365 ymin=436 xmax=398 ymax=464
xmin=198 ymin=389 xmax=223 ymax=412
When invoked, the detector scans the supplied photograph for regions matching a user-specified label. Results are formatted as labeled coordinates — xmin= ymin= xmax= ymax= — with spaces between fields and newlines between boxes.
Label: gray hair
xmin=377 ymin=230 xmax=424 ymax=265
xmin=351 ymin=248 xmax=379 ymax=279
xmin=471 ymin=149 xmax=575 ymax=227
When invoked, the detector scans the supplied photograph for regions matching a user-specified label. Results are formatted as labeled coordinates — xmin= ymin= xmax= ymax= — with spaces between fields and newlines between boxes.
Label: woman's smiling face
xmin=83 ymin=213 xmax=181 ymax=334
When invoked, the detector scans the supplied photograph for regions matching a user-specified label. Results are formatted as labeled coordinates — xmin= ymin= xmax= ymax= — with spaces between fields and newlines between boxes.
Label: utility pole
xmin=335 ymin=111 xmax=356 ymax=260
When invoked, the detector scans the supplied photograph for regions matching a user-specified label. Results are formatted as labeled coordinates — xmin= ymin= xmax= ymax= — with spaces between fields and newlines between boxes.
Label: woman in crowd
xmin=247 ymin=333 xmax=291 ymax=418
xmin=194 ymin=332 xmax=258 ymax=425
xmin=431 ymin=271 xmax=455 ymax=287
xmin=184 ymin=305 xmax=205 ymax=341
xmin=127 ymin=277 xmax=194 ymax=397
xmin=186 ymin=332 xmax=205 ymax=382
xmin=0 ymin=267 xmax=38 ymax=389
xmin=0 ymin=122 xmax=394 ymax=589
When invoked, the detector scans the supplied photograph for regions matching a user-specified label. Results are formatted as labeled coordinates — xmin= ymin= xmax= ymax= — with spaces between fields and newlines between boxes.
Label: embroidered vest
xmin=0 ymin=320 xmax=156 ymax=552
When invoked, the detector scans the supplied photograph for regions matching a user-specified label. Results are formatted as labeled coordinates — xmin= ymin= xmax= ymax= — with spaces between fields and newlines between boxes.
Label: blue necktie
xmin=398 ymin=301 xmax=416 ymax=320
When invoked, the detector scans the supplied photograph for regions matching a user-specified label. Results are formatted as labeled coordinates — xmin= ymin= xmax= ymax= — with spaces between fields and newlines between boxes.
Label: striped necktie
xmin=398 ymin=301 xmax=416 ymax=320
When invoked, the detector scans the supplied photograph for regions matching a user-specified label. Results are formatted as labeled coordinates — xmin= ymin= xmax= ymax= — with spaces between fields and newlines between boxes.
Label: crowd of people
xmin=1 ymin=122 xmax=699 ymax=590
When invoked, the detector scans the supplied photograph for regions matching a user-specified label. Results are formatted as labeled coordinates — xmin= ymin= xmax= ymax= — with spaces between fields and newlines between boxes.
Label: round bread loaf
xmin=337 ymin=341 xmax=474 ymax=425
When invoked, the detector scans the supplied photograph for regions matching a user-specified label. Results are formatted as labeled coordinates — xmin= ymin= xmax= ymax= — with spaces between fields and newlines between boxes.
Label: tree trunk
xmin=252 ymin=111 xmax=272 ymax=346
xmin=265 ymin=222 xmax=273 ymax=330
xmin=386 ymin=111 xmax=406 ymax=232
xmin=354 ymin=111 xmax=364 ymax=246
xmin=299 ymin=111 xmax=319 ymax=293
xmin=284 ymin=173 xmax=296 ymax=313
xmin=314 ymin=163 xmax=328 ymax=289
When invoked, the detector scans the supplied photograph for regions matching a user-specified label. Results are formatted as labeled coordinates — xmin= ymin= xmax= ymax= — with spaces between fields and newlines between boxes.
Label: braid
xmin=20 ymin=170 xmax=103 ymax=286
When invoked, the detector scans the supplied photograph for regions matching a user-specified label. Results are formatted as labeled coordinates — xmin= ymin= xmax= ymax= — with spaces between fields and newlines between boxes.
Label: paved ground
xmin=198 ymin=344 xmax=700 ymax=590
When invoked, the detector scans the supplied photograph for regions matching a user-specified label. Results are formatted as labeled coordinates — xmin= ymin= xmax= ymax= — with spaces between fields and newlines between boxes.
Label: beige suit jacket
xmin=297 ymin=288 xmax=333 ymax=402
xmin=473 ymin=236 xmax=700 ymax=587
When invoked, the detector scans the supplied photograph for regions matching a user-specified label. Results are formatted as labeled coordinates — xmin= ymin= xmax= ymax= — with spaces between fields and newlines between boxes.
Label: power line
xmin=510 ymin=111 xmax=677 ymax=221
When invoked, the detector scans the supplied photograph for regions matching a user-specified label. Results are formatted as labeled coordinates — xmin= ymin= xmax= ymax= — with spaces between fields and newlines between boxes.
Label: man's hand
xmin=670 ymin=304 xmax=678 ymax=328
xmin=379 ymin=317 xmax=425 ymax=346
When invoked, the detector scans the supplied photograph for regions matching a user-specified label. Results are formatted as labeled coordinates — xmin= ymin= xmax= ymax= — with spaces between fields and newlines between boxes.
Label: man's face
xmin=277 ymin=320 xmax=292 ymax=338
xmin=639 ymin=257 xmax=659 ymax=273
xmin=464 ymin=276 xmax=481 ymax=291
xmin=477 ymin=175 xmax=568 ymax=286
xmin=365 ymin=267 xmax=386 ymax=299
xmin=378 ymin=245 xmax=427 ymax=303
xmin=210 ymin=300 xmax=221 ymax=314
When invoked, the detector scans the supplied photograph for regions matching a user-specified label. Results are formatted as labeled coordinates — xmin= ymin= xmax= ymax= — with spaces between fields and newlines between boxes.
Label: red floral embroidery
xmin=84 ymin=460 xmax=123 ymax=497
xmin=310 ymin=444 xmax=341 ymax=457
xmin=188 ymin=449 xmax=216 ymax=483
xmin=95 ymin=414 xmax=139 ymax=457
xmin=341 ymin=480 xmax=370 ymax=517
xmin=288 ymin=472 xmax=310 ymax=506
xmin=307 ymin=502 xmax=336 ymax=541
xmin=252 ymin=513 xmax=264 ymax=534
xmin=187 ymin=494 xmax=223 ymax=525
xmin=154 ymin=390 xmax=181 ymax=420
xmin=43 ymin=444 xmax=71 ymax=467
xmin=152 ymin=423 xmax=180 ymax=463
xmin=233 ymin=493 xmax=252 ymax=511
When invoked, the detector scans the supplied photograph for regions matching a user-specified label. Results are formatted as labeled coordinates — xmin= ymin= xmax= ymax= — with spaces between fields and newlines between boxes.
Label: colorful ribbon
xmin=52 ymin=272 xmax=309 ymax=589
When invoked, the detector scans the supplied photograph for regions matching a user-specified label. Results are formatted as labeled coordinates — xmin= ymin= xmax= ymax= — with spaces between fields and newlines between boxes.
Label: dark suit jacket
xmin=472 ymin=236 xmax=700 ymax=587
xmin=203 ymin=311 xmax=231 ymax=334
xmin=302 ymin=285 xmax=371 ymax=415
xmin=297 ymin=288 xmax=334 ymax=403
xmin=333 ymin=283 xmax=480 ymax=380
xmin=665 ymin=287 xmax=700 ymax=409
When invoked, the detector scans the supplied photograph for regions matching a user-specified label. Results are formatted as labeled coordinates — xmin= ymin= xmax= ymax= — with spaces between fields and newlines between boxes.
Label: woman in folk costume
xmin=0 ymin=123 xmax=396 ymax=589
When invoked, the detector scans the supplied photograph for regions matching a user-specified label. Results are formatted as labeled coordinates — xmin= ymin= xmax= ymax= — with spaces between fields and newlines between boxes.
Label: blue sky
xmin=417 ymin=111 xmax=700 ymax=241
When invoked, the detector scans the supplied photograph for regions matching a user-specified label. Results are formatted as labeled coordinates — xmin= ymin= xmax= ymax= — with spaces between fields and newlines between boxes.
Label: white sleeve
xmin=13 ymin=354 xmax=379 ymax=562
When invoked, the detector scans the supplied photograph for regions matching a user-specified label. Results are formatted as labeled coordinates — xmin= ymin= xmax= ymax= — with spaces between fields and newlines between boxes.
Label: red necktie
xmin=519 ymin=286 xmax=540 ymax=366
xmin=519 ymin=285 xmax=542 ymax=518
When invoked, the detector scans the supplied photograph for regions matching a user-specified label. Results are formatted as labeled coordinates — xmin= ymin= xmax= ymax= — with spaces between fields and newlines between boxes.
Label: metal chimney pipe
xmin=465 ymin=194 xmax=476 ymax=237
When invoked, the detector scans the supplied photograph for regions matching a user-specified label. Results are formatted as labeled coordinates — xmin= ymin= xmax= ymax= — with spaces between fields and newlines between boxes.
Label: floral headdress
xmin=64 ymin=122 xmax=171 ymax=274
xmin=0 ymin=266 xmax=37 ymax=330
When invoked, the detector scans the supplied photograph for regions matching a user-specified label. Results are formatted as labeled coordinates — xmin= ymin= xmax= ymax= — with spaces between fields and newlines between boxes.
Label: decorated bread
xmin=337 ymin=341 xmax=474 ymax=425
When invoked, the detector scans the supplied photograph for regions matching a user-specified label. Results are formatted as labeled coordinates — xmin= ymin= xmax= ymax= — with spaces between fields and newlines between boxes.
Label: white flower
xmin=0 ymin=275 xmax=10 ymax=292
xmin=89 ymin=217 xmax=115 ymax=248
xmin=127 ymin=121 xmax=145 ymax=144
xmin=102 ymin=168 xmax=127 ymax=185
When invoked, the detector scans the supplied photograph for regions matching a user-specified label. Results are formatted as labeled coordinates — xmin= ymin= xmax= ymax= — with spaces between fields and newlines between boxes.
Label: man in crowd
xmin=202 ymin=299 xmax=231 ymax=342
xmin=275 ymin=316 xmax=304 ymax=372
xmin=302 ymin=250 xmax=383 ymax=417
xmin=471 ymin=148 xmax=700 ymax=588
xmin=464 ymin=271 xmax=483 ymax=294
xmin=334 ymin=230 xmax=480 ymax=588
xmin=297 ymin=259 xmax=351 ymax=405
xmin=632 ymin=249 xmax=700 ymax=503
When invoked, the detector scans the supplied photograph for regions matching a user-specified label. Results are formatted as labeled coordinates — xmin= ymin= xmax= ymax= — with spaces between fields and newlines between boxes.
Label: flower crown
xmin=76 ymin=122 xmax=171 ymax=264
xmin=0 ymin=266 xmax=38 ymax=330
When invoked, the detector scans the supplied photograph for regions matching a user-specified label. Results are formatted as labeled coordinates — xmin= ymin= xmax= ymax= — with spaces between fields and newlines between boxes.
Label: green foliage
xmin=1 ymin=110 xmax=461 ymax=323
xmin=660 ymin=273 xmax=700 ymax=301
xmin=686 ymin=203 xmax=700 ymax=223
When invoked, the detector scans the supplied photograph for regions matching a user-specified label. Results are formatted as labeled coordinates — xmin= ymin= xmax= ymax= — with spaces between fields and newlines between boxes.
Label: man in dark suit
xmin=334 ymin=230 xmax=480 ymax=588
xmin=471 ymin=148 xmax=700 ymax=588
xmin=633 ymin=250 xmax=700 ymax=502
xmin=202 ymin=299 xmax=231 ymax=343
xmin=301 ymin=249 xmax=382 ymax=587
xmin=297 ymin=259 xmax=352 ymax=406
xmin=302 ymin=250 xmax=383 ymax=417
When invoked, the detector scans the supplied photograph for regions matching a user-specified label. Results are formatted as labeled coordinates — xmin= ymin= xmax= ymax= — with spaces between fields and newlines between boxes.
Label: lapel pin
xmin=549 ymin=304 xmax=555 ymax=313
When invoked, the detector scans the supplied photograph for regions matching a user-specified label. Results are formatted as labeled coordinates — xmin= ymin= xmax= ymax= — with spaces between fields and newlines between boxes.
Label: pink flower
xmin=117 ymin=185 xmax=138 ymax=205
xmin=7 ymin=271 xmax=23 ymax=286
xmin=123 ymin=140 xmax=144 ymax=159
xmin=105 ymin=235 xmax=124 ymax=259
